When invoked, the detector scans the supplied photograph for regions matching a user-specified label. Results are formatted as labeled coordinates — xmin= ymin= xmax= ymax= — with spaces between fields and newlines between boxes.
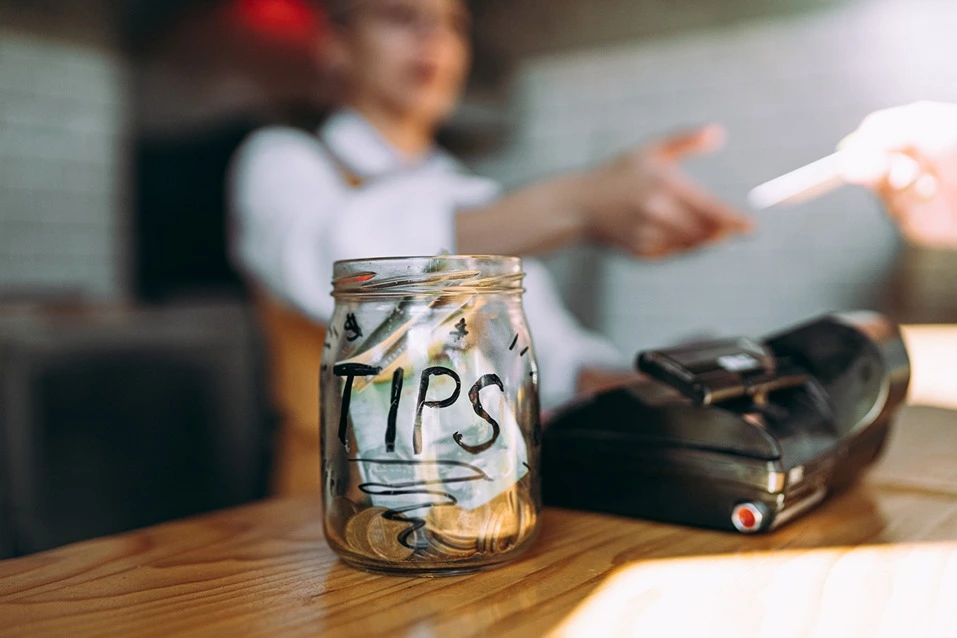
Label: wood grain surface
xmin=1 ymin=406 xmax=956 ymax=637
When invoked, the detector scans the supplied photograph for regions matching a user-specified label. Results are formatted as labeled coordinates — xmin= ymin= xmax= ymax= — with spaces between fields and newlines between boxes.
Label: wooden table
xmin=2 ymin=407 xmax=957 ymax=637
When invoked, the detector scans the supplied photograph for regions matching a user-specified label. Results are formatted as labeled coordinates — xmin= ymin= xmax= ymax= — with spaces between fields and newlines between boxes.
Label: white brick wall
xmin=0 ymin=28 xmax=127 ymax=298
xmin=472 ymin=0 xmax=957 ymax=352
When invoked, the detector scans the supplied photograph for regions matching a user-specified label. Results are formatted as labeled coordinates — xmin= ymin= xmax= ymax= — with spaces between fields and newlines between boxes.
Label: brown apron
xmin=254 ymin=149 xmax=364 ymax=496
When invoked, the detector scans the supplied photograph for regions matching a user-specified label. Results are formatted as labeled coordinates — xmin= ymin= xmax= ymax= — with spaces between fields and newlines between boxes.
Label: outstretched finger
xmin=641 ymin=192 xmax=712 ymax=246
xmin=665 ymin=168 xmax=754 ymax=234
xmin=651 ymin=124 xmax=728 ymax=162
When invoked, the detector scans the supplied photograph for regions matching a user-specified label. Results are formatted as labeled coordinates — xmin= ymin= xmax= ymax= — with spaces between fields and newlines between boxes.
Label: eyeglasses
xmin=361 ymin=0 xmax=472 ymax=38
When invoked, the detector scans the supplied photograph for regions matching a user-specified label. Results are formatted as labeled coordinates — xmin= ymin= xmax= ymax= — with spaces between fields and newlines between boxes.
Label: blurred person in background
xmin=229 ymin=0 xmax=752 ymax=494
xmin=840 ymin=101 xmax=957 ymax=412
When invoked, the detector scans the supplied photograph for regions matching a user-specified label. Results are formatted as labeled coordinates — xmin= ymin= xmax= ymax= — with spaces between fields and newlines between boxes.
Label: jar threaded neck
xmin=332 ymin=255 xmax=524 ymax=298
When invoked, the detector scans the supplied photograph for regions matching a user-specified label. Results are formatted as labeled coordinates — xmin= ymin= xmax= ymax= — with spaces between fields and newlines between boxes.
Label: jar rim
xmin=334 ymin=254 xmax=521 ymax=267
xmin=332 ymin=255 xmax=524 ymax=298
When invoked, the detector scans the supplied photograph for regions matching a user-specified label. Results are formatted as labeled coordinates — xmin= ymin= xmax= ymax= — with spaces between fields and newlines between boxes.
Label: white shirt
xmin=229 ymin=109 xmax=624 ymax=408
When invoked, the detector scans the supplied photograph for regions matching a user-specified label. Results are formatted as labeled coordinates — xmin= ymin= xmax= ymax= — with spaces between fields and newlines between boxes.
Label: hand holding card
xmin=748 ymin=101 xmax=957 ymax=249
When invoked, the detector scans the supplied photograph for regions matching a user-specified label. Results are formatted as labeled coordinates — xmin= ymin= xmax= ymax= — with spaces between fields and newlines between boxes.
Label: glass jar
xmin=320 ymin=256 xmax=541 ymax=575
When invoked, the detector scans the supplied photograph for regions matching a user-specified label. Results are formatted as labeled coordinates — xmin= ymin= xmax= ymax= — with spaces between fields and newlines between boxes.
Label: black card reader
xmin=541 ymin=312 xmax=910 ymax=533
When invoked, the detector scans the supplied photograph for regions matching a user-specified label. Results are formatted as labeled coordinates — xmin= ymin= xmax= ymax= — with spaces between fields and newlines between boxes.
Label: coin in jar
xmin=424 ymin=505 xmax=479 ymax=558
xmin=505 ymin=499 xmax=538 ymax=551
xmin=424 ymin=530 xmax=477 ymax=559
xmin=476 ymin=499 xmax=519 ymax=554
xmin=425 ymin=504 xmax=482 ymax=543
xmin=344 ymin=506 xmax=388 ymax=557
xmin=326 ymin=496 xmax=359 ymax=533
xmin=366 ymin=512 xmax=416 ymax=562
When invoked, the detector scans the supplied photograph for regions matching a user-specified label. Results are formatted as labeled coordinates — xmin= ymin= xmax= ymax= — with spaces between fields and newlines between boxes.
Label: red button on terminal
xmin=732 ymin=502 xmax=765 ymax=533
xmin=737 ymin=507 xmax=756 ymax=529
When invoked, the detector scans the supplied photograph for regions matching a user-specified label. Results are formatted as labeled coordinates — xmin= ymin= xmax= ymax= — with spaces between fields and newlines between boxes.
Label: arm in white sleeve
xmin=230 ymin=128 xmax=618 ymax=408
xmin=229 ymin=128 xmax=481 ymax=322
xmin=521 ymin=258 xmax=627 ymax=410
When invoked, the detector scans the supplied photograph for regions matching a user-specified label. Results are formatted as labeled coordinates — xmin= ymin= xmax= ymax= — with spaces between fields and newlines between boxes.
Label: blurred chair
xmin=253 ymin=291 xmax=326 ymax=496
xmin=0 ymin=301 xmax=274 ymax=559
